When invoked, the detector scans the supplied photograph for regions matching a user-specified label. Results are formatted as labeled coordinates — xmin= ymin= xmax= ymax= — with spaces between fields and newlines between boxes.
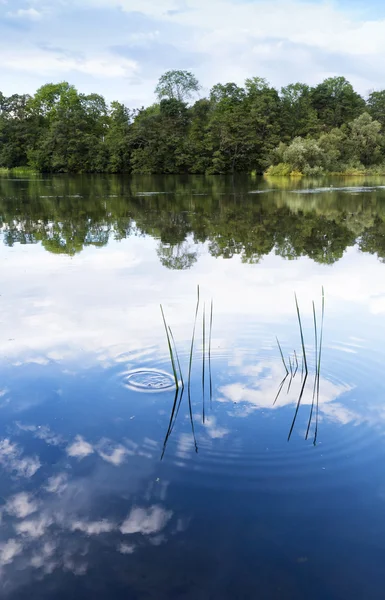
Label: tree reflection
xmin=1 ymin=174 xmax=385 ymax=267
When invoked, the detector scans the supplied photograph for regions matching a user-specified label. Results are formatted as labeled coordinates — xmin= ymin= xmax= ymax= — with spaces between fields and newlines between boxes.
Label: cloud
xmin=118 ymin=542 xmax=135 ymax=554
xmin=16 ymin=422 xmax=64 ymax=446
xmin=203 ymin=416 xmax=230 ymax=439
xmin=120 ymin=505 xmax=172 ymax=535
xmin=96 ymin=439 xmax=128 ymax=466
xmin=66 ymin=436 xmax=94 ymax=459
xmin=44 ymin=473 xmax=69 ymax=494
xmin=70 ymin=519 xmax=116 ymax=535
xmin=15 ymin=515 xmax=53 ymax=539
xmin=1 ymin=0 xmax=385 ymax=104
xmin=7 ymin=8 xmax=42 ymax=21
xmin=0 ymin=439 xmax=41 ymax=478
xmin=5 ymin=493 xmax=38 ymax=519
xmin=30 ymin=541 xmax=57 ymax=570
xmin=1 ymin=48 xmax=138 ymax=79
xmin=0 ymin=539 xmax=23 ymax=566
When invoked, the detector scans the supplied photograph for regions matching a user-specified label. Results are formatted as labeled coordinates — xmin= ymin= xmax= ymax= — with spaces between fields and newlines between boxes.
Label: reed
xmin=305 ymin=300 xmax=318 ymax=440
xmin=208 ymin=299 xmax=213 ymax=405
xmin=293 ymin=350 xmax=298 ymax=377
xmin=188 ymin=285 xmax=200 ymax=391
xmin=168 ymin=326 xmax=184 ymax=388
xmin=161 ymin=387 xmax=182 ymax=459
xmin=288 ymin=373 xmax=308 ymax=441
xmin=314 ymin=287 xmax=325 ymax=445
xmin=276 ymin=337 xmax=289 ymax=375
xmin=160 ymin=305 xmax=179 ymax=390
xmin=202 ymin=302 xmax=206 ymax=423
xmin=295 ymin=293 xmax=308 ymax=374
xmin=273 ymin=374 xmax=288 ymax=405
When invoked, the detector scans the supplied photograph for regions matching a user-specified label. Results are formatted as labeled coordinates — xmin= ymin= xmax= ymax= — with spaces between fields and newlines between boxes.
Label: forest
xmin=1 ymin=70 xmax=385 ymax=175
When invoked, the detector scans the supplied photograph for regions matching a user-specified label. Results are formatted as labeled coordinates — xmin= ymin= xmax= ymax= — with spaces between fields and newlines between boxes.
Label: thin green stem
xmin=306 ymin=300 xmax=318 ymax=440
xmin=295 ymin=293 xmax=308 ymax=374
xmin=160 ymin=305 xmax=179 ymax=390
xmin=314 ymin=287 xmax=325 ymax=445
xmin=208 ymin=299 xmax=213 ymax=406
xmin=202 ymin=302 xmax=206 ymax=423
xmin=188 ymin=285 xmax=200 ymax=392
xmin=276 ymin=337 xmax=289 ymax=375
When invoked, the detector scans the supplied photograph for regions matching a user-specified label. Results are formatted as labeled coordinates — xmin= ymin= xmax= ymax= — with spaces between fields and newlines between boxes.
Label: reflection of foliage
xmin=157 ymin=241 xmax=197 ymax=270
xmin=1 ymin=174 xmax=385 ymax=267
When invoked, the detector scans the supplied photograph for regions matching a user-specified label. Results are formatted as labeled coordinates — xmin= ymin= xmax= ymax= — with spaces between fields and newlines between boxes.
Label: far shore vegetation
xmin=1 ymin=70 xmax=385 ymax=176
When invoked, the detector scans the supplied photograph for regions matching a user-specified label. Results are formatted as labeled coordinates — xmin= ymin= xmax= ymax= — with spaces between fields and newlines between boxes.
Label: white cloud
xmin=5 ymin=493 xmax=38 ymax=519
xmin=30 ymin=541 xmax=57 ymax=570
xmin=96 ymin=439 xmax=128 ymax=466
xmin=7 ymin=8 xmax=42 ymax=21
xmin=16 ymin=423 xmax=64 ymax=446
xmin=118 ymin=542 xmax=135 ymax=554
xmin=0 ymin=439 xmax=41 ymax=478
xmin=203 ymin=416 xmax=229 ymax=439
xmin=120 ymin=505 xmax=172 ymax=535
xmin=1 ymin=48 xmax=138 ymax=79
xmin=66 ymin=436 xmax=94 ymax=459
xmin=44 ymin=473 xmax=68 ymax=494
xmin=70 ymin=519 xmax=116 ymax=535
xmin=15 ymin=515 xmax=53 ymax=539
xmin=0 ymin=539 xmax=23 ymax=566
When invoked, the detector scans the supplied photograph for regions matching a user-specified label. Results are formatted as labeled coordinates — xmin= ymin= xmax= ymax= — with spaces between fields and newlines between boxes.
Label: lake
xmin=0 ymin=173 xmax=385 ymax=599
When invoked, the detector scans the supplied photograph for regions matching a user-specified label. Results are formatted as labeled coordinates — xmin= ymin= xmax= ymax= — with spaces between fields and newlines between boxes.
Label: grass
xmin=208 ymin=300 xmax=213 ymax=405
xmin=188 ymin=285 xmax=200 ymax=392
xmin=202 ymin=302 xmax=206 ymax=423
xmin=275 ymin=288 xmax=325 ymax=444
xmin=161 ymin=286 xmax=214 ymax=458
xmin=295 ymin=293 xmax=308 ymax=374
xmin=0 ymin=166 xmax=39 ymax=175
xmin=276 ymin=337 xmax=289 ymax=375
xmin=305 ymin=300 xmax=318 ymax=440
xmin=314 ymin=287 xmax=325 ymax=445
xmin=160 ymin=305 xmax=180 ymax=390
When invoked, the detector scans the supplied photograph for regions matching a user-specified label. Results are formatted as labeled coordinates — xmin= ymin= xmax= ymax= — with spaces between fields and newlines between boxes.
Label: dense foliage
xmin=1 ymin=71 xmax=385 ymax=174
xmin=1 ymin=174 xmax=385 ymax=266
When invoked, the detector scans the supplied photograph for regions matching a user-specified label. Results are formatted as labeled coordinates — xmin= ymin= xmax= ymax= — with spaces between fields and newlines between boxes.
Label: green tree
xmin=155 ymin=70 xmax=201 ymax=103
xmin=280 ymin=83 xmax=319 ymax=139
xmin=310 ymin=76 xmax=365 ymax=129
xmin=367 ymin=90 xmax=385 ymax=128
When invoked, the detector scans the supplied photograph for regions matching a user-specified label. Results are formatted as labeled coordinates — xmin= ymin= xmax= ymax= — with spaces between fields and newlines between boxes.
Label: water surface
xmin=0 ymin=174 xmax=385 ymax=599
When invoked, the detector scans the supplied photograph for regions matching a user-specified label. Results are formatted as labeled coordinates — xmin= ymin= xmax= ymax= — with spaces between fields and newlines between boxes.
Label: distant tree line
xmin=2 ymin=71 xmax=385 ymax=174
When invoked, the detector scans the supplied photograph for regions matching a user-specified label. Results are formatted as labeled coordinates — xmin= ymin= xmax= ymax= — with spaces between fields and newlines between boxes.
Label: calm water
xmin=1 ymin=174 xmax=385 ymax=599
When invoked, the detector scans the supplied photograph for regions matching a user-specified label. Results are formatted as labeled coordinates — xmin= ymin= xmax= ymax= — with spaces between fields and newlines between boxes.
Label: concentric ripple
xmin=122 ymin=368 xmax=176 ymax=392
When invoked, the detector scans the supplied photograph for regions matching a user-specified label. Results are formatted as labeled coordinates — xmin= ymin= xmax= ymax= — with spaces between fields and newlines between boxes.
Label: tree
xmin=105 ymin=101 xmax=132 ymax=173
xmin=280 ymin=83 xmax=319 ymax=139
xmin=310 ymin=76 xmax=365 ymax=129
xmin=367 ymin=90 xmax=385 ymax=128
xmin=347 ymin=113 xmax=382 ymax=166
xmin=281 ymin=137 xmax=325 ymax=174
xmin=155 ymin=70 xmax=200 ymax=103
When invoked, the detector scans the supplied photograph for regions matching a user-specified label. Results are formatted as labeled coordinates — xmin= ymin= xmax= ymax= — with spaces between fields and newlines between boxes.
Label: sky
xmin=0 ymin=0 xmax=385 ymax=107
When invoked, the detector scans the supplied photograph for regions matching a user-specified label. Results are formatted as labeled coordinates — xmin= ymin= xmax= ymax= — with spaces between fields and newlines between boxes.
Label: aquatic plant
xmin=160 ymin=305 xmax=181 ymax=390
xmin=275 ymin=288 xmax=325 ymax=444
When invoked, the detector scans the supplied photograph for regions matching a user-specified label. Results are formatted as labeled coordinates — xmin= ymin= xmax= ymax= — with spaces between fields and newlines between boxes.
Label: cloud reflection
xmin=120 ymin=506 xmax=172 ymax=535
xmin=0 ymin=439 xmax=41 ymax=478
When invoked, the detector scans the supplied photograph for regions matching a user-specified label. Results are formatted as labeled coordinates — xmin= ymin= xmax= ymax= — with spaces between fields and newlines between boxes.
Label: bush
xmin=264 ymin=163 xmax=292 ymax=176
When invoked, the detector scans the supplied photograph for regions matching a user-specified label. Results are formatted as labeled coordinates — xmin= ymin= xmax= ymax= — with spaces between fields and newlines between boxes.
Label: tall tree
xmin=310 ymin=76 xmax=365 ymax=129
xmin=155 ymin=70 xmax=201 ymax=103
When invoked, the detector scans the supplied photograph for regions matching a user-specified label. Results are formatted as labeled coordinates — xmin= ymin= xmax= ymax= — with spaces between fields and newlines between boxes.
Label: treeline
xmin=1 ymin=71 xmax=385 ymax=174
xmin=1 ymin=175 xmax=385 ymax=264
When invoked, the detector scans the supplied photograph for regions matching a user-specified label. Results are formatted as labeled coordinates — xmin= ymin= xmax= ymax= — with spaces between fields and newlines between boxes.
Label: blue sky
xmin=0 ymin=0 xmax=384 ymax=107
